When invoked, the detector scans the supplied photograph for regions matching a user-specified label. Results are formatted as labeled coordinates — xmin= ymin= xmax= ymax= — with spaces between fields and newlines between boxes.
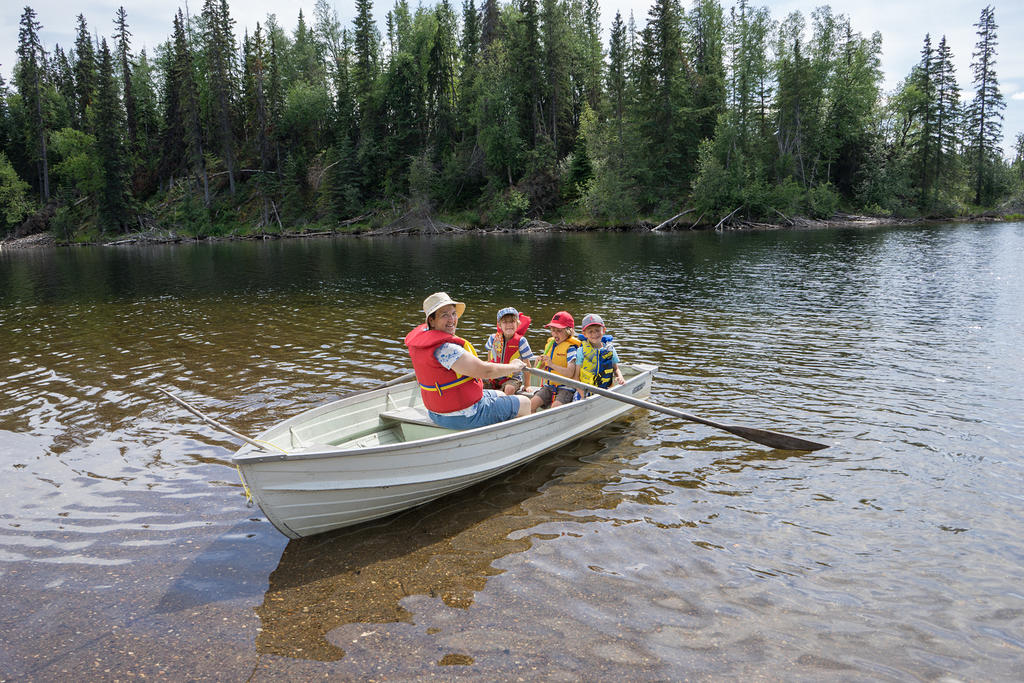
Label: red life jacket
xmin=488 ymin=313 xmax=532 ymax=364
xmin=405 ymin=325 xmax=484 ymax=413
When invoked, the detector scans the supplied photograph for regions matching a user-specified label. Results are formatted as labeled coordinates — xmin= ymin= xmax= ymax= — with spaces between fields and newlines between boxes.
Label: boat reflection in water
xmin=253 ymin=419 xmax=647 ymax=661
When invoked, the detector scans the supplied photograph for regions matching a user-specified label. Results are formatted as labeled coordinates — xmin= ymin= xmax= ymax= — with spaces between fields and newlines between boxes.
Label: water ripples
xmin=1 ymin=224 xmax=1022 ymax=677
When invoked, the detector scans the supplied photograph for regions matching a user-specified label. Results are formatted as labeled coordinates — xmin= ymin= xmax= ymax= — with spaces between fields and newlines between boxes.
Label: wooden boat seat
xmin=379 ymin=406 xmax=438 ymax=428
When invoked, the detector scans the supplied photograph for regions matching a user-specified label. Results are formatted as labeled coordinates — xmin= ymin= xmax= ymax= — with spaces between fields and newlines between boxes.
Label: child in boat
xmin=575 ymin=313 xmax=625 ymax=391
xmin=484 ymin=307 xmax=535 ymax=395
xmin=530 ymin=311 xmax=582 ymax=411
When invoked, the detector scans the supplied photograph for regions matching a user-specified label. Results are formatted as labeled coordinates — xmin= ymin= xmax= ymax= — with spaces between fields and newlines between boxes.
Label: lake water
xmin=1 ymin=223 xmax=1022 ymax=679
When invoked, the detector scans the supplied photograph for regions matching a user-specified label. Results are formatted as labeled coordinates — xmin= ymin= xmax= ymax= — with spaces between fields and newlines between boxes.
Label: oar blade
xmin=718 ymin=424 xmax=829 ymax=451
xmin=524 ymin=365 xmax=830 ymax=451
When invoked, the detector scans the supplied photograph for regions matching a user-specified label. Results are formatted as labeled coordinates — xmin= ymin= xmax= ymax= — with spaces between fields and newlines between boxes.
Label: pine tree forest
xmin=2 ymin=1 xmax=1023 ymax=240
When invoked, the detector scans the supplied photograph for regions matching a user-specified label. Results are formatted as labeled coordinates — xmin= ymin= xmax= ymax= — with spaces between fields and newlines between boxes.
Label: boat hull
xmin=233 ymin=364 xmax=657 ymax=538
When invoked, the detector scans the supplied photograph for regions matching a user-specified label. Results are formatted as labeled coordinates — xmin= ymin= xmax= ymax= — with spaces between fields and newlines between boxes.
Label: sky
xmin=1 ymin=0 xmax=1022 ymax=157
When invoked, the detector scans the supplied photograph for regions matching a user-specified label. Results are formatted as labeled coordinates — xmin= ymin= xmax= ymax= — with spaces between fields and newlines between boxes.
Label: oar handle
xmin=338 ymin=371 xmax=417 ymax=400
xmin=525 ymin=367 xmax=829 ymax=451
xmin=381 ymin=371 xmax=416 ymax=387
xmin=156 ymin=371 xmax=419 ymax=454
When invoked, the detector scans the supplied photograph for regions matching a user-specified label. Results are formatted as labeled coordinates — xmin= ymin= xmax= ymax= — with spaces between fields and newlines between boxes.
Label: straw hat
xmin=422 ymin=292 xmax=466 ymax=320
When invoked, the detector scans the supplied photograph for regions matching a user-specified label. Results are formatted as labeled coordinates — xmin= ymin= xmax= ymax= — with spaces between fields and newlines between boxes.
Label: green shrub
xmin=766 ymin=178 xmax=805 ymax=218
xmin=862 ymin=203 xmax=891 ymax=217
xmin=582 ymin=161 xmax=639 ymax=223
xmin=805 ymin=183 xmax=840 ymax=218
xmin=49 ymin=206 xmax=77 ymax=242
xmin=690 ymin=139 xmax=743 ymax=217
xmin=0 ymin=153 xmax=33 ymax=233
xmin=175 ymin=192 xmax=213 ymax=236
xmin=488 ymin=188 xmax=529 ymax=227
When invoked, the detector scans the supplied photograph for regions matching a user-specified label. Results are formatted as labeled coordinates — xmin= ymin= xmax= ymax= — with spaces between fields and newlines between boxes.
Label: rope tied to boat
xmin=235 ymin=466 xmax=254 ymax=507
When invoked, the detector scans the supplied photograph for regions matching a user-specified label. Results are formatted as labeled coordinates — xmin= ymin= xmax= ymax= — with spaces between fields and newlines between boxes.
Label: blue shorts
xmin=429 ymin=390 xmax=521 ymax=430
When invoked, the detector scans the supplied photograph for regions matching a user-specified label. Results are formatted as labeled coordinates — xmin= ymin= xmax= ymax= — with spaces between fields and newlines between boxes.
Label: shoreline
xmin=0 ymin=212 xmax=1010 ymax=250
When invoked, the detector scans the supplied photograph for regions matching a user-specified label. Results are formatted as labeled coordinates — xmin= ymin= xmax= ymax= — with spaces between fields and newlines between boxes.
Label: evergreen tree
xmin=333 ymin=29 xmax=357 ymax=145
xmin=94 ymin=39 xmax=131 ymax=233
xmin=353 ymin=0 xmax=380 ymax=113
xmin=389 ymin=0 xmax=413 ymax=54
xmin=912 ymin=34 xmax=938 ymax=203
xmin=564 ymin=103 xmax=593 ymax=199
xmin=0 ymin=70 xmax=9 ymax=153
xmin=606 ymin=11 xmax=629 ymax=149
xmin=131 ymin=50 xmax=160 ymax=148
xmin=16 ymin=6 xmax=50 ymax=201
xmin=242 ymin=24 xmax=274 ymax=226
xmin=1013 ymin=133 xmax=1024 ymax=183
xmin=774 ymin=12 xmax=820 ymax=187
xmin=51 ymin=46 xmax=76 ymax=129
xmin=380 ymin=49 xmax=422 ymax=196
xmin=473 ymin=41 xmax=524 ymax=185
xmin=114 ymin=7 xmax=138 ymax=153
xmin=516 ymin=0 xmax=542 ymax=149
xmin=539 ymin=0 xmax=569 ymax=154
xmin=480 ymin=0 xmax=500 ymax=48
xmin=72 ymin=14 xmax=97 ymax=130
xmin=313 ymin=0 xmax=345 ymax=102
xmin=266 ymin=23 xmax=286 ymax=170
xmin=626 ymin=12 xmax=639 ymax=79
xmin=328 ymin=137 xmax=361 ymax=219
xmin=579 ymin=0 xmax=604 ymax=113
xmin=291 ymin=9 xmax=324 ymax=87
xmin=158 ymin=36 xmax=187 ymax=188
xmin=688 ymin=0 xmax=726 ymax=145
xmin=454 ymin=0 xmax=483 ymax=185
xmin=932 ymin=35 xmax=961 ymax=203
xmin=130 ymin=48 xmax=161 ymax=195
xmin=202 ymin=0 xmax=238 ymax=195
xmin=352 ymin=0 xmax=383 ymax=194
xmin=460 ymin=0 xmax=480 ymax=76
xmin=2 ymin=0 xmax=1015 ymax=235
xmin=802 ymin=7 xmax=850 ymax=189
xmin=818 ymin=20 xmax=881 ymax=199
xmin=965 ymin=5 xmax=1004 ymax=205
xmin=635 ymin=0 xmax=692 ymax=199
xmin=427 ymin=0 xmax=459 ymax=158
xmin=725 ymin=0 xmax=771 ymax=155
xmin=172 ymin=10 xmax=210 ymax=206
xmin=563 ymin=0 xmax=598 ymax=148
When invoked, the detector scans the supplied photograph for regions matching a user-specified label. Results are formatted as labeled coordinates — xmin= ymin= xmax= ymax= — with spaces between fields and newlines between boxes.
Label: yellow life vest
xmin=578 ymin=337 xmax=616 ymax=388
xmin=541 ymin=336 xmax=581 ymax=388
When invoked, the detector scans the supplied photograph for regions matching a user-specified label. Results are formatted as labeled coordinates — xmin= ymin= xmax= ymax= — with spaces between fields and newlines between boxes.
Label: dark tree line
xmin=1 ymin=1 xmax=1021 ymax=238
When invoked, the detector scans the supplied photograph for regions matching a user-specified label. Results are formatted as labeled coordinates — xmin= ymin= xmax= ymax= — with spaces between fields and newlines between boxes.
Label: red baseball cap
xmin=544 ymin=311 xmax=574 ymax=329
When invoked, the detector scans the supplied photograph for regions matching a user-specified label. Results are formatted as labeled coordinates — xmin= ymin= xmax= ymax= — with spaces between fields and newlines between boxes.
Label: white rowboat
xmin=232 ymin=363 xmax=658 ymax=539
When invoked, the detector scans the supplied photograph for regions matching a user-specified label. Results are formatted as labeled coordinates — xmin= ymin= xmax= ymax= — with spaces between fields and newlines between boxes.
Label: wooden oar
xmin=153 ymin=385 xmax=277 ymax=452
xmin=526 ymin=367 xmax=829 ymax=451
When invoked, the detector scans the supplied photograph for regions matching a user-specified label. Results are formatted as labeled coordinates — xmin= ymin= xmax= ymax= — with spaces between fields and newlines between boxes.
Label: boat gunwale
xmin=232 ymin=363 xmax=658 ymax=465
